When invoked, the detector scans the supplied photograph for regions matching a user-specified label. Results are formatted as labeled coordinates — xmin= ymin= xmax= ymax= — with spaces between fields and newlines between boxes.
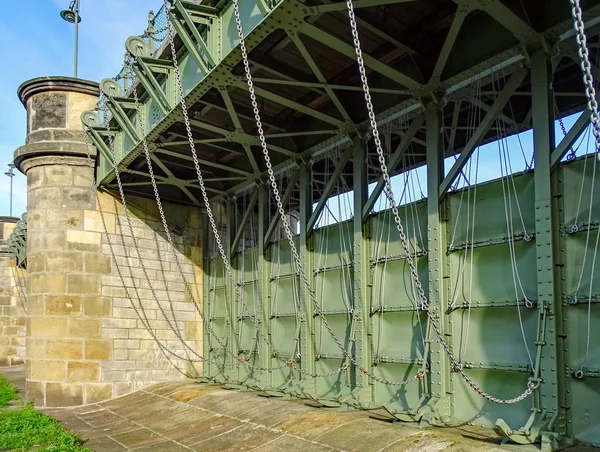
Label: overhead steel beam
xmin=288 ymin=33 xmax=353 ymax=124
xmin=231 ymin=187 xmax=259 ymax=252
xmin=251 ymin=78 xmax=411 ymax=95
xmin=551 ymin=109 xmax=592 ymax=169
xmin=463 ymin=0 xmax=537 ymax=41
xmin=264 ymin=170 xmax=299 ymax=244
xmin=362 ymin=113 xmax=425 ymax=218
xmin=233 ymin=80 xmax=348 ymax=128
xmin=154 ymin=148 xmax=253 ymax=176
xmin=440 ymin=67 xmax=528 ymax=197
xmin=430 ymin=6 xmax=470 ymax=81
xmin=307 ymin=147 xmax=353 ymax=234
xmin=301 ymin=23 xmax=422 ymax=90
xmin=310 ymin=0 xmax=417 ymax=14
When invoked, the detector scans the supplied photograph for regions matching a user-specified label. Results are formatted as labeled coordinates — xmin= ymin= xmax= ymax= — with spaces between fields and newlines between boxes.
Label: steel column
xmin=425 ymin=101 xmax=452 ymax=421
xmin=351 ymin=136 xmax=372 ymax=407
xmin=530 ymin=49 xmax=566 ymax=449
xmin=226 ymin=198 xmax=240 ymax=382
xmin=299 ymin=163 xmax=316 ymax=396
xmin=257 ymin=183 xmax=271 ymax=389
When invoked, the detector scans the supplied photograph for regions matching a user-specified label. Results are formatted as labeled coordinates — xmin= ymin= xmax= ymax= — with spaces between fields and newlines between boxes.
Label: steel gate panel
xmin=367 ymin=202 xmax=428 ymax=413
xmin=269 ymin=240 xmax=302 ymax=391
xmin=562 ymin=156 xmax=600 ymax=447
xmin=446 ymin=174 xmax=537 ymax=430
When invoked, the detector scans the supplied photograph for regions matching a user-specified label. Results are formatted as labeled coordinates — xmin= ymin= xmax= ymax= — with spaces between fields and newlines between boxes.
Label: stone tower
xmin=14 ymin=77 xmax=105 ymax=406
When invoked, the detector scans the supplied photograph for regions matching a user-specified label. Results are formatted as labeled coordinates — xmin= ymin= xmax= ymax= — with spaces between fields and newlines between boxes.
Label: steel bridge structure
xmin=83 ymin=0 xmax=600 ymax=449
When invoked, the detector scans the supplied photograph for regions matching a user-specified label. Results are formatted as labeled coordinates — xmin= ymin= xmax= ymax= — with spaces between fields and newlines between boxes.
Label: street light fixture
xmin=60 ymin=0 xmax=81 ymax=78
xmin=4 ymin=164 xmax=15 ymax=217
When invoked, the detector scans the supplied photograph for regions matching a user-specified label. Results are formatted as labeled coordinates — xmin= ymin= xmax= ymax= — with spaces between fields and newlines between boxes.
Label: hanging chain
xmin=159 ymin=1 xmax=340 ymax=376
xmin=341 ymin=0 xmax=537 ymax=401
xmin=570 ymin=0 xmax=600 ymax=154
xmin=81 ymin=111 xmax=211 ymax=375
xmin=229 ymin=0 xmax=424 ymax=387
xmin=126 ymin=62 xmax=293 ymax=373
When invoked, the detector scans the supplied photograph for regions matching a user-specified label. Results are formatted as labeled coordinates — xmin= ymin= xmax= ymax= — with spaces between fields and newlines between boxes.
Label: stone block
xmin=30 ymin=273 xmax=66 ymax=294
xmin=26 ymin=338 xmax=45 ymax=359
xmin=72 ymin=165 xmax=93 ymax=187
xmin=44 ymin=166 xmax=73 ymax=185
xmin=67 ymin=361 xmax=100 ymax=382
xmin=28 ymin=166 xmax=44 ymax=189
xmin=45 ymin=252 xmax=83 ymax=273
xmin=83 ymin=210 xmax=115 ymax=234
xmin=45 ymin=295 xmax=82 ymax=315
xmin=30 ymin=360 xmax=66 ymax=381
xmin=27 ymin=295 xmax=44 ymax=315
xmin=46 ymin=339 xmax=82 ymax=360
xmin=84 ymin=253 xmax=111 ymax=274
xmin=46 ymin=382 xmax=83 ymax=407
xmin=83 ymin=296 xmax=112 ymax=317
xmin=61 ymin=186 xmax=94 ymax=210
xmin=101 ymin=328 xmax=129 ymax=339
xmin=68 ymin=318 xmax=101 ymax=338
xmin=97 ymin=193 xmax=125 ymax=215
xmin=29 ymin=230 xmax=66 ymax=252
xmin=84 ymin=383 xmax=112 ymax=404
xmin=66 ymin=230 xmax=101 ymax=252
xmin=114 ymin=339 xmax=139 ymax=349
xmin=30 ymin=317 xmax=67 ymax=338
xmin=26 ymin=380 xmax=45 ymax=405
xmin=27 ymin=253 xmax=45 ymax=273
xmin=85 ymin=340 xmax=112 ymax=360
xmin=28 ymin=211 xmax=45 ymax=229
xmin=33 ymin=187 xmax=61 ymax=209
xmin=45 ymin=209 xmax=84 ymax=229
xmin=67 ymin=274 xmax=100 ymax=295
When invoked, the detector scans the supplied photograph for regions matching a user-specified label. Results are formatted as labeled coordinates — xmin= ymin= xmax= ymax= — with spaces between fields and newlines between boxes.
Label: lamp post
xmin=60 ymin=0 xmax=81 ymax=78
xmin=4 ymin=163 xmax=15 ymax=217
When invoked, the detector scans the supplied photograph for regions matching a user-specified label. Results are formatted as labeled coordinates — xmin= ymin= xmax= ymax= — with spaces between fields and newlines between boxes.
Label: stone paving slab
xmin=2 ymin=367 xmax=600 ymax=451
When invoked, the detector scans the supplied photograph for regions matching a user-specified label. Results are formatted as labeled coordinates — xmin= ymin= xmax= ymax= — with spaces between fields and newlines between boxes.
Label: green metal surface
xmin=6 ymin=214 xmax=27 ymax=269
xmin=202 ymin=151 xmax=600 ymax=448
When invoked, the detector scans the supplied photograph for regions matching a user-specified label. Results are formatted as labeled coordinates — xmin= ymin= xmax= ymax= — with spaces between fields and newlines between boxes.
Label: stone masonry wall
xmin=95 ymin=191 xmax=203 ymax=397
xmin=0 ymin=218 xmax=27 ymax=367
xmin=25 ymin=173 xmax=203 ymax=405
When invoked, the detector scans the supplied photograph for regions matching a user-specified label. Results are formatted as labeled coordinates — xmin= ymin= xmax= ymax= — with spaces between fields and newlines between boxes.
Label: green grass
xmin=0 ymin=374 xmax=18 ymax=407
xmin=0 ymin=375 xmax=91 ymax=452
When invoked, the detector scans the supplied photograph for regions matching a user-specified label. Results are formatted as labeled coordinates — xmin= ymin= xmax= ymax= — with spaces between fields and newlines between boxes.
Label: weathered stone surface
xmin=30 ymin=92 xmax=67 ymax=131
xmin=67 ymin=361 xmax=100 ymax=382
xmin=84 ymin=340 xmax=112 ymax=360
xmin=45 ymin=382 xmax=83 ymax=407
xmin=46 ymin=339 xmax=82 ymax=360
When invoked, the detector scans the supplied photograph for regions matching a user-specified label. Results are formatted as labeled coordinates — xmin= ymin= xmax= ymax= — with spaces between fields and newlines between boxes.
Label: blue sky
xmin=0 ymin=0 xmax=162 ymax=217
xmin=0 ymin=1 xmax=587 ymax=219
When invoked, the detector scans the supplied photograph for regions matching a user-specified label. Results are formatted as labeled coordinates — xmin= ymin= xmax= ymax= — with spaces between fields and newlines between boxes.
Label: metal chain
xmin=230 ymin=0 xmax=424 ymax=387
xmin=570 ymin=0 xmax=600 ymax=155
xmin=125 ymin=59 xmax=293 ymax=373
xmin=159 ymin=5 xmax=334 ymax=376
xmin=100 ymin=96 xmax=207 ymax=365
xmin=344 ymin=0 xmax=537 ymax=402
xmin=81 ymin=113 xmax=204 ymax=376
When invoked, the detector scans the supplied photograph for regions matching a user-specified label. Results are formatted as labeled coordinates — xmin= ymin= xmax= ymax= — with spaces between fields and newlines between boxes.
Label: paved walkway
xmin=2 ymin=366 xmax=599 ymax=451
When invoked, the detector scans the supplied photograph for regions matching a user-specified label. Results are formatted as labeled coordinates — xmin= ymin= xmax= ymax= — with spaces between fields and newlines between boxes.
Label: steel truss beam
xmin=440 ymin=68 xmax=528 ymax=197
xmin=307 ymin=147 xmax=353 ymax=234
xmin=551 ymin=104 xmax=595 ymax=169
xmin=362 ymin=113 xmax=425 ymax=218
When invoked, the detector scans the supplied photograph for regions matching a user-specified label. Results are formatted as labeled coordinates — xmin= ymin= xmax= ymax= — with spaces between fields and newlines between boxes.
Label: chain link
xmin=229 ymin=0 xmax=425 ymax=387
xmin=344 ymin=0 xmax=538 ymax=402
xmin=126 ymin=59 xmax=293 ymax=373
xmin=159 ymin=2 xmax=337 ymax=376
xmin=570 ymin=0 xmax=600 ymax=156
xmin=82 ymin=111 xmax=210 ymax=375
